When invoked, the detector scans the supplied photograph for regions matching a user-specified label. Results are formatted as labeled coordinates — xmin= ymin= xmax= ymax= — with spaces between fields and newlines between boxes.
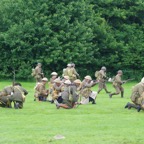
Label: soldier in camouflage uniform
xmin=64 ymin=64 xmax=77 ymax=82
xmin=0 ymin=86 xmax=13 ymax=108
xmin=71 ymin=63 xmax=79 ymax=79
xmin=51 ymin=78 xmax=64 ymax=103
xmin=34 ymin=63 xmax=44 ymax=83
xmin=55 ymin=80 xmax=73 ymax=109
xmin=125 ymin=77 xmax=144 ymax=112
xmin=70 ymin=79 xmax=82 ymax=105
xmin=49 ymin=72 xmax=58 ymax=94
xmin=80 ymin=75 xmax=98 ymax=104
xmin=109 ymin=70 xmax=124 ymax=98
xmin=10 ymin=83 xmax=28 ymax=109
xmin=0 ymin=83 xmax=28 ymax=109
xmin=34 ymin=77 xmax=49 ymax=101
xmin=97 ymin=66 xmax=110 ymax=94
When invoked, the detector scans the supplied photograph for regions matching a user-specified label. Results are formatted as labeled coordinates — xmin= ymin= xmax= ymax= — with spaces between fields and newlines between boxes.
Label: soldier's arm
xmin=21 ymin=87 xmax=28 ymax=95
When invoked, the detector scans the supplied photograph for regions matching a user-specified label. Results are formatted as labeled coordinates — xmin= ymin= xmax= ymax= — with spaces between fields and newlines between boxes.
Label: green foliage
xmin=0 ymin=0 xmax=143 ymax=79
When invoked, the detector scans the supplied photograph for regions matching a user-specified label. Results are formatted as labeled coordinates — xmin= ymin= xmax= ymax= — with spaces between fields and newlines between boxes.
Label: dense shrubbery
xmin=0 ymin=0 xmax=143 ymax=80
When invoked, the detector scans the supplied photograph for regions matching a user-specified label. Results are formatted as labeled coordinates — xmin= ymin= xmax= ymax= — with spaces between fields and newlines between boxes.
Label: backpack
xmin=95 ymin=71 xmax=99 ymax=78
xmin=31 ymin=68 xmax=36 ymax=77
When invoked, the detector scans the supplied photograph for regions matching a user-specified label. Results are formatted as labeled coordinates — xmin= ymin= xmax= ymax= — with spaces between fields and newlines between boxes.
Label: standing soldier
xmin=34 ymin=63 xmax=44 ymax=83
xmin=80 ymin=76 xmax=98 ymax=104
xmin=125 ymin=77 xmax=144 ymax=112
xmin=71 ymin=63 xmax=80 ymax=80
xmin=64 ymin=64 xmax=77 ymax=82
xmin=109 ymin=70 xmax=124 ymax=98
xmin=97 ymin=66 xmax=110 ymax=94
xmin=34 ymin=77 xmax=49 ymax=101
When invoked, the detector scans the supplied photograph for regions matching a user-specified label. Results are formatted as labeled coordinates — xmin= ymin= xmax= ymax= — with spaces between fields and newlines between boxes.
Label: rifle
xmin=122 ymin=78 xmax=134 ymax=84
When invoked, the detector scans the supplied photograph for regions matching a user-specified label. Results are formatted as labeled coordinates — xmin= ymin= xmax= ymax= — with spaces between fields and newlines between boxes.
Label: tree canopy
xmin=0 ymin=0 xmax=143 ymax=80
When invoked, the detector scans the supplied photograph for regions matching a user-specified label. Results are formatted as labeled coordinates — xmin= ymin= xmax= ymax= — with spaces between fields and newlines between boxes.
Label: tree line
xmin=0 ymin=0 xmax=143 ymax=80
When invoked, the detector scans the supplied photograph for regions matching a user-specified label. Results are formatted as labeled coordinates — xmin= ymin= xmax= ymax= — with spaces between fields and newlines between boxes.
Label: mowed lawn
xmin=0 ymin=81 xmax=144 ymax=144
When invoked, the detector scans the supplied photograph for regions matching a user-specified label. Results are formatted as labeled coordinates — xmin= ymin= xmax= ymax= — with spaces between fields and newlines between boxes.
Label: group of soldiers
xmin=33 ymin=63 xmax=98 ymax=109
xmin=1 ymin=62 xmax=144 ymax=112
xmin=32 ymin=62 xmax=144 ymax=112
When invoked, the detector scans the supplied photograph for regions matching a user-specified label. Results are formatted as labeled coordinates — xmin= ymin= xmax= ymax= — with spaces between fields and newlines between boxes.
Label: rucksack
xmin=95 ymin=71 xmax=99 ymax=78
xmin=31 ymin=68 xmax=36 ymax=77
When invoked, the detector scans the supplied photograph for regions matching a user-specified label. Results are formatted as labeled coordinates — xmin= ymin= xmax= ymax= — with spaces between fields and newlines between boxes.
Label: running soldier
xmin=97 ymin=66 xmax=110 ymax=94
xmin=109 ymin=70 xmax=124 ymax=98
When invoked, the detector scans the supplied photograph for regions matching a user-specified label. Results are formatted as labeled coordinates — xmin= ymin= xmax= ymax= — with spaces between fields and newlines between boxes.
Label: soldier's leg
xmin=56 ymin=100 xmax=72 ymax=109
xmin=97 ymin=82 xmax=103 ymax=94
xmin=128 ymin=103 xmax=141 ymax=112
xmin=103 ymin=83 xmax=111 ymax=93
xmin=124 ymin=102 xmax=131 ymax=109
xmin=89 ymin=97 xmax=96 ymax=104
xmin=120 ymin=86 xmax=124 ymax=98
xmin=109 ymin=86 xmax=120 ymax=98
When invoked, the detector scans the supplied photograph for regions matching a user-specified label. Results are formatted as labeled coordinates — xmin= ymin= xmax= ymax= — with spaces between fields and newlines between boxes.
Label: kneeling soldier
xmin=34 ymin=77 xmax=49 ymax=101
xmin=125 ymin=77 xmax=144 ymax=112
xmin=80 ymin=75 xmax=98 ymax=104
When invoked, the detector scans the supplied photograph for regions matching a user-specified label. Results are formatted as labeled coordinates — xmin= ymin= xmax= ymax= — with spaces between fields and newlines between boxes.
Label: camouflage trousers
xmin=131 ymin=95 xmax=144 ymax=109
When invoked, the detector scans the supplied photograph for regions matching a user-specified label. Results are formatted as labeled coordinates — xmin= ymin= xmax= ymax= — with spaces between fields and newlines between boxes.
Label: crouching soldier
xmin=10 ymin=83 xmax=28 ymax=109
xmin=0 ymin=86 xmax=13 ymax=108
xmin=125 ymin=77 xmax=144 ymax=112
xmin=0 ymin=91 xmax=12 ymax=108
xmin=55 ymin=80 xmax=73 ymax=109
xmin=34 ymin=77 xmax=49 ymax=101
xmin=51 ymin=78 xmax=64 ymax=103
xmin=48 ymin=72 xmax=58 ymax=101
xmin=80 ymin=76 xmax=98 ymax=104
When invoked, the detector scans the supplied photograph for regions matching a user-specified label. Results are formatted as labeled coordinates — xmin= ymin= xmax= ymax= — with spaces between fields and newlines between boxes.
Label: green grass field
xmin=0 ymin=81 xmax=144 ymax=144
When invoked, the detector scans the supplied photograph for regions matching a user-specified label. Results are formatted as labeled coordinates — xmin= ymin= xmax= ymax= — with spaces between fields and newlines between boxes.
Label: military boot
xmin=14 ymin=102 xmax=19 ymax=109
xmin=128 ymin=103 xmax=141 ymax=112
xmin=121 ymin=91 xmax=124 ymax=98
xmin=124 ymin=102 xmax=131 ymax=109
xmin=92 ymin=99 xmax=96 ymax=104
xmin=105 ymin=89 xmax=111 ymax=94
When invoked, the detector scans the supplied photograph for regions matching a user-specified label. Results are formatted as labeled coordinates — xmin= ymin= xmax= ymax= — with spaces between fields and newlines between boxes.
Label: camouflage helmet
xmin=63 ymin=76 xmax=69 ymax=80
xmin=51 ymin=72 xmax=58 ymax=76
xmin=74 ymin=79 xmax=81 ymax=84
xmin=64 ymin=80 xmax=71 ymax=85
xmin=54 ymin=78 xmax=61 ymax=83
xmin=101 ymin=66 xmax=106 ymax=71
xmin=141 ymin=77 xmax=144 ymax=84
xmin=84 ymin=75 xmax=92 ymax=80
xmin=117 ymin=70 xmax=123 ymax=74
xmin=42 ymin=77 xmax=48 ymax=81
